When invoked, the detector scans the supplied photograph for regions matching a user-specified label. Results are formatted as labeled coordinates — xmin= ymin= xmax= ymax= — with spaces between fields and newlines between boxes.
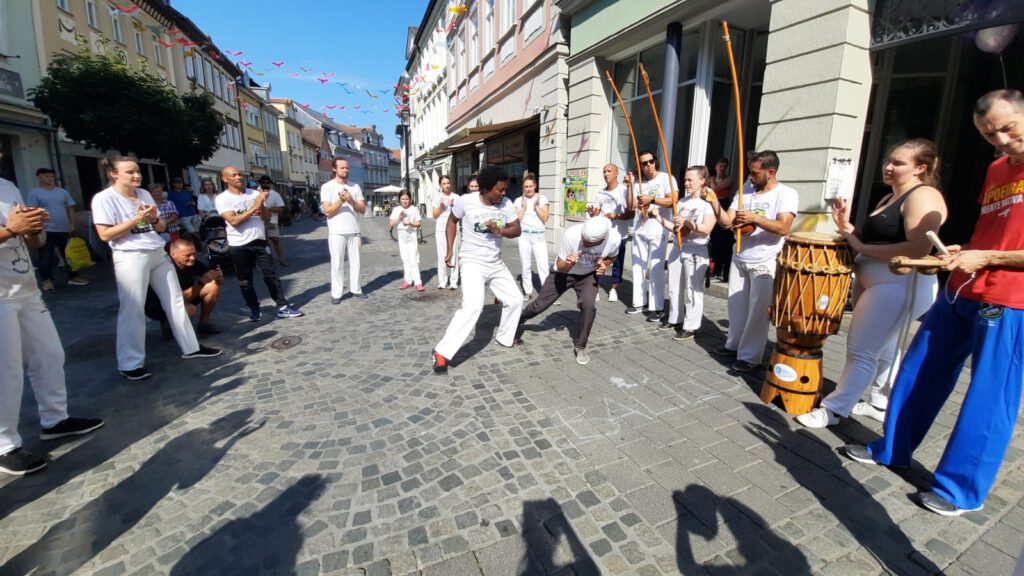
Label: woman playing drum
xmin=797 ymin=138 xmax=948 ymax=428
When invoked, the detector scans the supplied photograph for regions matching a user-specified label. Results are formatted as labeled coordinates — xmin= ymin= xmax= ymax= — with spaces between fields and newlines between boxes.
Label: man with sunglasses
xmin=626 ymin=151 xmax=677 ymax=322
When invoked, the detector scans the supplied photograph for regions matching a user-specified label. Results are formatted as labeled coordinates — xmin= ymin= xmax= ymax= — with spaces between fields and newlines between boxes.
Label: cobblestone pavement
xmin=1 ymin=216 xmax=1022 ymax=575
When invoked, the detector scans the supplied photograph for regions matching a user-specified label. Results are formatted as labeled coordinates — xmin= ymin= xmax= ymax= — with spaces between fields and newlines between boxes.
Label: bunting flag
xmin=114 ymin=3 xmax=140 ymax=13
xmin=238 ymin=60 xmax=252 ymax=67
xmin=449 ymin=5 xmax=467 ymax=14
xmin=226 ymin=50 xmax=243 ymax=56
xmin=177 ymin=38 xmax=197 ymax=46
xmin=158 ymin=40 xmax=175 ymax=48
xmin=272 ymin=61 xmax=285 ymax=67
xmin=299 ymin=67 xmax=311 ymax=72
xmin=366 ymin=90 xmax=379 ymax=99
xmin=183 ymin=47 xmax=196 ymax=58
xmin=131 ymin=20 xmax=147 ymax=33
xmin=317 ymin=77 xmax=329 ymax=84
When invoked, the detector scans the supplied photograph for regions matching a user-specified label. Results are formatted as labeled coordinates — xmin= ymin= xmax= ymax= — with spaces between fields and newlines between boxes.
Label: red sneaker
xmin=399 ymin=282 xmax=412 ymax=289
xmin=432 ymin=350 xmax=448 ymax=374
xmin=415 ymin=284 xmax=425 ymax=291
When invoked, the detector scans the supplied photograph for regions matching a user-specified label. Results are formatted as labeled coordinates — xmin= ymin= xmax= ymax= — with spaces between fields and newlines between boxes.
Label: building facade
xmin=270 ymin=98 xmax=310 ymax=195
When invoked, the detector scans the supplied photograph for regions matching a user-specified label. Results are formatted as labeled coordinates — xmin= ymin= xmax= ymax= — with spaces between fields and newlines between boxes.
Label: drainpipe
xmin=659 ymin=21 xmax=682 ymax=173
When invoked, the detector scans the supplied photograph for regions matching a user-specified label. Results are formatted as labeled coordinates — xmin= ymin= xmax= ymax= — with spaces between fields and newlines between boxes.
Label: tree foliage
xmin=30 ymin=49 xmax=224 ymax=168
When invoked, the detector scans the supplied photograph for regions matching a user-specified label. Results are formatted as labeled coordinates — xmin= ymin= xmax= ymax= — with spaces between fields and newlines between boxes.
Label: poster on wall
xmin=564 ymin=168 xmax=587 ymax=222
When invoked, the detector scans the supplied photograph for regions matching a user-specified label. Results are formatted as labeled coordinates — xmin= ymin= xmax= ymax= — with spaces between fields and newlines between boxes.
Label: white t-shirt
xmin=197 ymin=193 xmax=218 ymax=216
xmin=265 ymin=190 xmax=285 ymax=225
xmin=390 ymin=205 xmax=421 ymax=238
xmin=453 ymin=192 xmax=518 ymax=265
xmin=215 ymin=189 xmax=266 ymax=246
xmin=632 ymin=172 xmax=678 ymax=239
xmin=433 ymin=192 xmax=457 ymax=228
xmin=595 ymin=183 xmax=630 ymax=238
xmin=557 ymin=223 xmax=623 ymax=275
xmin=0 ymin=179 xmax=39 ymax=300
xmin=91 ymin=186 xmax=166 ymax=251
xmin=513 ymin=194 xmax=548 ymax=233
xmin=732 ymin=182 xmax=800 ymax=264
xmin=676 ymin=194 xmax=715 ymax=247
xmin=320 ymin=180 xmax=364 ymax=235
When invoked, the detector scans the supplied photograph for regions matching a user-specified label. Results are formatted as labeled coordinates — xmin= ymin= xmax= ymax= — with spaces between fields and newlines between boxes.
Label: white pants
xmin=726 ymin=257 xmax=777 ymax=364
xmin=435 ymin=259 xmax=523 ymax=359
xmin=518 ymin=231 xmax=549 ymax=295
xmin=667 ymin=245 xmax=709 ymax=331
xmin=0 ymin=294 xmax=69 ymax=455
xmin=398 ymin=231 xmax=422 ymax=285
xmin=435 ymin=222 xmax=460 ymax=288
xmin=821 ymin=256 xmax=938 ymax=416
xmin=328 ymin=233 xmax=362 ymax=298
xmin=632 ymin=232 xmax=667 ymax=310
xmin=179 ymin=215 xmax=199 ymax=234
xmin=112 ymin=249 xmax=199 ymax=371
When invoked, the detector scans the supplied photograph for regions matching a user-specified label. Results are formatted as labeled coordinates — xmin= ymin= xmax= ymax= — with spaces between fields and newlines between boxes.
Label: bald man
xmin=215 ymin=167 xmax=303 ymax=321
xmin=586 ymin=164 xmax=634 ymax=302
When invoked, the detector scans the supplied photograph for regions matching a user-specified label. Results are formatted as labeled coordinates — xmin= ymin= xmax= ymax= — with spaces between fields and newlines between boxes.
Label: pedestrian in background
xmin=257 ymin=176 xmax=289 ymax=267
xmin=432 ymin=175 xmax=459 ymax=290
xmin=196 ymin=178 xmax=219 ymax=221
xmin=150 ymin=183 xmax=180 ymax=243
xmin=167 ymin=177 xmax=199 ymax=238
xmin=587 ymin=163 xmax=633 ymax=303
xmin=92 ymin=158 xmax=220 ymax=381
xmin=26 ymin=167 xmax=89 ymax=290
xmin=513 ymin=172 xmax=549 ymax=300
xmin=321 ymin=158 xmax=367 ymax=304
xmin=389 ymin=189 xmax=424 ymax=291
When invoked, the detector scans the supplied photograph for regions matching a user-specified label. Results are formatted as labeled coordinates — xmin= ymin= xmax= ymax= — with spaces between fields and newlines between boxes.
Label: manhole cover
xmin=270 ymin=336 xmax=302 ymax=350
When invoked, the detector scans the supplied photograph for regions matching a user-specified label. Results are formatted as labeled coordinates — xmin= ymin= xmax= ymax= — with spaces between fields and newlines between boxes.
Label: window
xmin=86 ymin=0 xmax=97 ymax=28
xmin=501 ymin=0 xmax=515 ymax=34
xmin=468 ymin=6 xmax=479 ymax=68
xmin=151 ymin=36 xmax=163 ymax=65
xmin=204 ymin=60 xmax=213 ymax=92
xmin=482 ymin=0 xmax=494 ymax=53
xmin=245 ymin=103 xmax=260 ymax=127
xmin=251 ymin=142 xmax=265 ymax=166
xmin=185 ymin=53 xmax=195 ymax=79
xmin=110 ymin=8 xmax=124 ymax=44
xmin=57 ymin=0 xmax=70 ymax=12
xmin=134 ymin=29 xmax=144 ymax=54
xmin=457 ymin=29 xmax=465 ymax=83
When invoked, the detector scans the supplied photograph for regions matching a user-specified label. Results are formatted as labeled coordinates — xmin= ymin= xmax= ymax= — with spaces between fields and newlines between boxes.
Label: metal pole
xmin=660 ymin=21 xmax=682 ymax=174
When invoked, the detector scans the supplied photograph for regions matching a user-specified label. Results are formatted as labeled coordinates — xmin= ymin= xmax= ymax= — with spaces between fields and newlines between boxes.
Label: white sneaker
xmin=608 ymin=288 xmax=619 ymax=302
xmin=595 ymin=291 xmax=600 ymax=302
xmin=523 ymin=293 xmax=532 ymax=301
xmin=796 ymin=407 xmax=839 ymax=428
xmin=852 ymin=401 xmax=886 ymax=423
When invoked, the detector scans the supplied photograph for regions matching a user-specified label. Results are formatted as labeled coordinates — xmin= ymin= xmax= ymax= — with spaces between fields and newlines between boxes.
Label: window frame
xmin=86 ymin=0 xmax=98 ymax=28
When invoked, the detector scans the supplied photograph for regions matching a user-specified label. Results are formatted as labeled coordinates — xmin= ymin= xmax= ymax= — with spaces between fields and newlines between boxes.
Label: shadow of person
xmin=741 ymin=401 xmax=939 ymax=574
xmin=1 ymin=409 xmax=264 ymax=575
xmin=673 ymin=485 xmax=810 ymax=574
xmin=170 ymin=474 xmax=327 ymax=576
xmin=361 ymin=269 xmax=406 ymax=294
xmin=0 ymin=362 xmax=248 ymax=520
xmin=519 ymin=498 xmax=598 ymax=576
xmin=449 ymin=304 xmax=503 ymax=367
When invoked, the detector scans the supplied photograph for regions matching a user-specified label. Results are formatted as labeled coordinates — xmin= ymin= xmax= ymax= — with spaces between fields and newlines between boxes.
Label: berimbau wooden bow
xmin=603 ymin=69 xmax=643 ymax=222
xmin=639 ymin=63 xmax=682 ymax=248
xmin=721 ymin=20 xmax=745 ymax=253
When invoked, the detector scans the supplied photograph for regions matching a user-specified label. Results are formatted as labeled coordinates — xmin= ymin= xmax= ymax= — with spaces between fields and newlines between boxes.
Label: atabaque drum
xmin=771 ymin=232 xmax=853 ymax=337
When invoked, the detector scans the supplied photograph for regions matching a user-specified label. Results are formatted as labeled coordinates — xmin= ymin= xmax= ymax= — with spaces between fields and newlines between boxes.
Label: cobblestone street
xmin=1 ymin=217 xmax=1022 ymax=575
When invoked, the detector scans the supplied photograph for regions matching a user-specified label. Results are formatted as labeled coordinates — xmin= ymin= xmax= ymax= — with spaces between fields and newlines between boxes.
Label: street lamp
xmin=400 ymin=108 xmax=412 ymax=200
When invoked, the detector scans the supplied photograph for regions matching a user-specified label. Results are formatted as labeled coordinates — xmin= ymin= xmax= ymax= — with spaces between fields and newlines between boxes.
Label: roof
xmin=391 ymin=149 xmax=402 ymax=162
xmin=301 ymin=127 xmax=323 ymax=148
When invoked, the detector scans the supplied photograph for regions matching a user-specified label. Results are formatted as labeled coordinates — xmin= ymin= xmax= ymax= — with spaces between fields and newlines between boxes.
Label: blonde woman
xmin=513 ymin=173 xmax=549 ymax=299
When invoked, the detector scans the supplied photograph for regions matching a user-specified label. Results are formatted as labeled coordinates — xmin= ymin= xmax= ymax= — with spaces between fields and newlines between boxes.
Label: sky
xmin=174 ymin=0 xmax=427 ymax=148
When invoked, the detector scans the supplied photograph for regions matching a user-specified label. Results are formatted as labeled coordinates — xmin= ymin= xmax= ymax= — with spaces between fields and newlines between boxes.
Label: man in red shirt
xmin=844 ymin=89 xmax=1024 ymax=516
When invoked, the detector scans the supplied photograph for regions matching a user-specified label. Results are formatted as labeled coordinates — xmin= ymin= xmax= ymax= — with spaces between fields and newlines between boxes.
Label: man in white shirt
xmin=587 ymin=163 xmax=634 ymax=302
xmin=321 ymin=158 xmax=366 ymax=303
xmin=216 ymin=166 xmax=303 ymax=321
xmin=433 ymin=166 xmax=523 ymax=374
xmin=0 ymin=177 xmax=103 ymax=475
xmin=257 ymin=176 xmax=289 ymax=267
xmin=627 ymin=151 xmax=678 ymax=322
xmin=518 ymin=216 xmax=621 ymax=365
xmin=704 ymin=151 xmax=798 ymax=371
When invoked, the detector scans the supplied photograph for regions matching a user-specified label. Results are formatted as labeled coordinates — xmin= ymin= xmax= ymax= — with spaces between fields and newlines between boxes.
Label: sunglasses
xmin=640 ymin=159 xmax=656 ymax=166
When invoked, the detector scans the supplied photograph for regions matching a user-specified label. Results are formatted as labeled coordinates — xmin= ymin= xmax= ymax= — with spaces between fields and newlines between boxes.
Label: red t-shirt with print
xmin=951 ymin=155 xmax=1024 ymax=309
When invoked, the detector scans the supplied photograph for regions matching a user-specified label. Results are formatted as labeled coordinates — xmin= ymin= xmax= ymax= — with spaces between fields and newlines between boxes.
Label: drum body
xmin=771 ymin=232 xmax=853 ymax=336
xmin=763 ymin=233 xmax=853 ymax=415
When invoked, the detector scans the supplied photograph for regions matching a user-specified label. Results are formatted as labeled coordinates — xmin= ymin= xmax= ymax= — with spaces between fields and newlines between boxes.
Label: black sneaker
xmin=645 ymin=311 xmax=664 ymax=322
xmin=197 ymin=323 xmax=222 ymax=336
xmin=711 ymin=345 xmax=736 ymax=358
xmin=625 ymin=306 xmax=644 ymax=315
xmin=120 ymin=367 xmax=153 ymax=381
xmin=0 ymin=448 xmax=47 ymax=475
xmin=331 ymin=297 xmax=342 ymax=305
xmin=914 ymin=491 xmax=983 ymax=517
xmin=731 ymin=360 xmax=761 ymax=372
xmin=353 ymin=292 xmax=368 ymax=300
xmin=673 ymin=330 xmax=696 ymax=341
xmin=40 ymin=417 xmax=105 ymax=440
xmin=182 ymin=346 xmax=223 ymax=359
xmin=656 ymin=321 xmax=675 ymax=331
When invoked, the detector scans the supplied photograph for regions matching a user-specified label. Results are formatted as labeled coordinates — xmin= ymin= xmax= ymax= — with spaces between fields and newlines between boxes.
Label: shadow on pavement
xmin=741 ymin=401 xmax=939 ymax=574
xmin=673 ymin=485 xmax=810 ymax=574
xmin=2 ymin=409 xmax=263 ymax=575
xmin=519 ymin=498 xmax=599 ymax=575
xmin=170 ymin=473 xmax=327 ymax=576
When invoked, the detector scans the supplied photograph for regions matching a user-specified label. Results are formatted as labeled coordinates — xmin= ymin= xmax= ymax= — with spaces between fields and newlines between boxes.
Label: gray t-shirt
xmin=27 ymin=186 xmax=76 ymax=232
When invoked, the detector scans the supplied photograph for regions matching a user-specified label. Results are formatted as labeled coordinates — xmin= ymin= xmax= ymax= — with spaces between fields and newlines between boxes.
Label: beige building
xmin=270 ymin=98 xmax=310 ymax=194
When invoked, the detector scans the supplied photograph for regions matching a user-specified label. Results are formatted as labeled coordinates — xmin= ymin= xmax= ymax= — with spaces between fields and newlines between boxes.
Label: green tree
xmin=29 ymin=49 xmax=224 ymax=169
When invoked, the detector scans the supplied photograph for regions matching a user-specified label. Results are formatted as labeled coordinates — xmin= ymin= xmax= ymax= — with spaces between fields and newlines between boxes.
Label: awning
xmin=419 ymin=115 xmax=538 ymax=161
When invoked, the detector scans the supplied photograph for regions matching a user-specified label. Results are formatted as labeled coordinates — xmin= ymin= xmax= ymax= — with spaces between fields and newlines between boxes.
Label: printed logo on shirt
xmin=471 ymin=213 xmax=506 ymax=233
xmin=979 ymin=304 xmax=1004 ymax=323
xmin=9 ymin=238 xmax=30 ymax=274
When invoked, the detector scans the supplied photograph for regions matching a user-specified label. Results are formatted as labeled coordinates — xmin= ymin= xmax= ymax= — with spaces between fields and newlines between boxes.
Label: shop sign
xmin=564 ymin=168 xmax=587 ymax=222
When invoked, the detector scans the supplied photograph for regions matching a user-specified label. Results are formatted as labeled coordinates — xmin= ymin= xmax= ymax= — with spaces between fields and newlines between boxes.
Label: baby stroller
xmin=200 ymin=216 xmax=233 ymax=272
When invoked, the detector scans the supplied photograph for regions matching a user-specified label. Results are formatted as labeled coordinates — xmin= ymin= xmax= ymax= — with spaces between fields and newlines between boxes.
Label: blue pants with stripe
xmin=867 ymin=291 xmax=1024 ymax=510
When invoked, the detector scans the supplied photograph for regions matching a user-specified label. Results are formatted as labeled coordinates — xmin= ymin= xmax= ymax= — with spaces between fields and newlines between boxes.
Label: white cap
xmin=582 ymin=216 xmax=611 ymax=243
